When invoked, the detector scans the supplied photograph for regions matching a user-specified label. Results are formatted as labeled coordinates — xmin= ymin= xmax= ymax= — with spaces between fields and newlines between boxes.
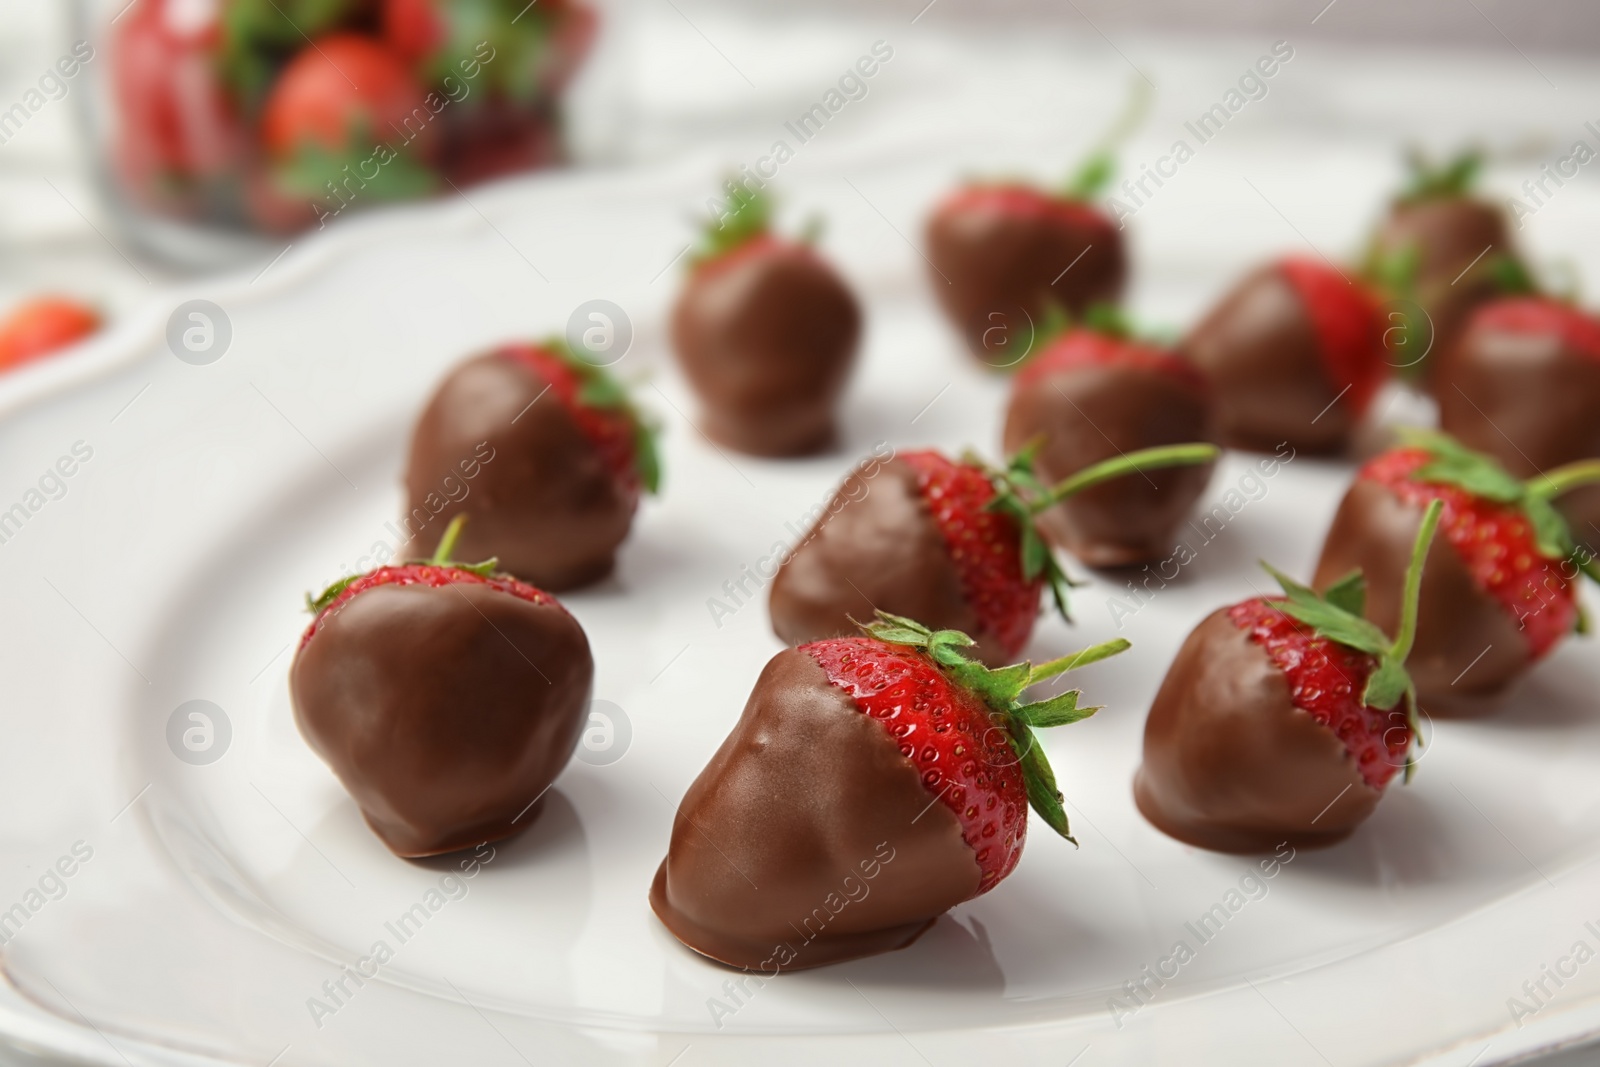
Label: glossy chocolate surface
xmin=650 ymin=649 xmax=978 ymax=970
xmin=926 ymin=200 xmax=1125 ymax=367
xmin=1003 ymin=361 xmax=1217 ymax=567
xmin=1437 ymin=313 xmax=1600 ymax=544
xmin=671 ymin=242 xmax=860 ymax=457
xmin=1372 ymin=198 xmax=1514 ymax=381
xmin=1180 ymin=263 xmax=1351 ymax=455
xmin=767 ymin=459 xmax=1010 ymax=665
xmin=1313 ymin=477 xmax=1532 ymax=717
xmin=401 ymin=352 xmax=636 ymax=591
xmin=291 ymin=580 xmax=593 ymax=857
xmin=1135 ymin=609 xmax=1381 ymax=853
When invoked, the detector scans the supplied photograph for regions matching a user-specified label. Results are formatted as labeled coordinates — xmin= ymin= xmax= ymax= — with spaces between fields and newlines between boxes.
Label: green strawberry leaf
xmin=1014 ymin=690 xmax=1101 ymax=728
xmin=1400 ymin=428 xmax=1600 ymax=590
xmin=858 ymin=611 xmax=1130 ymax=843
xmin=1323 ymin=569 xmax=1367 ymax=616
xmin=1253 ymin=499 xmax=1446 ymax=772
xmin=694 ymin=181 xmax=774 ymax=264
xmin=1399 ymin=147 xmax=1483 ymax=202
xmin=1012 ymin=722 xmax=1074 ymax=844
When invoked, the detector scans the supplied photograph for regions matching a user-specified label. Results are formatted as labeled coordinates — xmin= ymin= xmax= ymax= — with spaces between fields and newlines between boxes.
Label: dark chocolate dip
xmin=650 ymin=649 xmax=978 ymax=970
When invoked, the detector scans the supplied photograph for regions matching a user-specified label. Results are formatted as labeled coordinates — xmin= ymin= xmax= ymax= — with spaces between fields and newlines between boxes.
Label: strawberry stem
xmin=1061 ymin=77 xmax=1150 ymax=200
xmin=1038 ymin=443 xmax=1220 ymax=507
xmin=1025 ymin=637 xmax=1131 ymax=686
xmin=1389 ymin=498 xmax=1444 ymax=666
xmin=1526 ymin=459 xmax=1600 ymax=503
xmin=431 ymin=513 xmax=467 ymax=567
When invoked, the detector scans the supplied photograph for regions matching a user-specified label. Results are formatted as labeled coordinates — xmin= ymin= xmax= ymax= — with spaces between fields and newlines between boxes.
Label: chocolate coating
xmin=1181 ymin=263 xmax=1350 ymax=455
xmin=402 ymin=353 xmax=635 ymax=590
xmin=1003 ymin=362 xmax=1216 ymax=567
xmin=926 ymin=198 xmax=1125 ymax=366
xmin=290 ymin=581 xmax=593 ymax=857
xmin=1313 ymin=477 xmax=1531 ymax=717
xmin=1371 ymin=197 xmax=1513 ymax=380
xmin=650 ymin=649 xmax=978 ymax=970
xmin=671 ymin=242 xmax=860 ymax=457
xmin=767 ymin=459 xmax=1007 ymax=664
xmin=1134 ymin=609 xmax=1380 ymax=853
xmin=1437 ymin=314 xmax=1600 ymax=545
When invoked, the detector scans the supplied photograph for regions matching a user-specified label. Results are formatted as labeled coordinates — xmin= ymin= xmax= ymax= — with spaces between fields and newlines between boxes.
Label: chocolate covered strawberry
xmin=926 ymin=154 xmax=1125 ymax=367
xmin=1181 ymin=256 xmax=1386 ymax=455
xmin=401 ymin=338 xmax=659 ymax=591
xmin=1436 ymin=296 xmax=1600 ymax=541
xmin=1004 ymin=310 xmax=1218 ymax=566
xmin=651 ymin=612 xmax=1127 ymax=969
xmin=292 ymin=516 xmax=593 ymax=857
xmin=1313 ymin=430 xmax=1600 ymax=716
xmin=260 ymin=33 xmax=437 ymax=223
xmin=768 ymin=443 xmax=1217 ymax=665
xmin=1364 ymin=149 xmax=1526 ymax=382
xmin=671 ymin=185 xmax=860 ymax=456
xmin=1137 ymin=500 xmax=1443 ymax=853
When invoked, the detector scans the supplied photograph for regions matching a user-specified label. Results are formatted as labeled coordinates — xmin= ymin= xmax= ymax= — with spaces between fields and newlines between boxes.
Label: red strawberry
xmin=768 ymin=443 xmax=1217 ymax=665
xmin=1313 ymin=431 xmax=1600 ymax=716
xmin=110 ymin=2 xmax=249 ymax=219
xmin=0 ymin=298 xmax=99 ymax=372
xmin=1181 ymin=256 xmax=1386 ymax=455
xmin=291 ymin=516 xmax=593 ymax=857
xmin=401 ymin=338 xmax=659 ymax=591
xmin=650 ymin=613 xmax=1126 ymax=969
xmin=260 ymin=34 xmax=438 ymax=211
xmin=1364 ymin=149 xmax=1525 ymax=383
xmin=671 ymin=186 xmax=860 ymax=456
xmin=926 ymin=170 xmax=1126 ymax=368
xmin=383 ymin=0 xmax=597 ymax=99
xmin=1004 ymin=313 xmax=1218 ymax=566
xmin=1137 ymin=501 xmax=1442 ymax=853
xmin=1437 ymin=296 xmax=1600 ymax=543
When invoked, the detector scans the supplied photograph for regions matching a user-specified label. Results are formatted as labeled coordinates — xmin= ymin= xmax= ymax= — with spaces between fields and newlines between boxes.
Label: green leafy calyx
xmin=1398 ymin=428 xmax=1600 ymax=590
xmin=1259 ymin=498 xmax=1444 ymax=779
xmin=859 ymin=611 xmax=1130 ymax=844
xmin=1399 ymin=147 xmax=1483 ymax=202
xmin=695 ymin=181 xmax=774 ymax=264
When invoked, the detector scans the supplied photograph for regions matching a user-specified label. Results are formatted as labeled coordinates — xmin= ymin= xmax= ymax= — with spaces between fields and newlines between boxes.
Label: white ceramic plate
xmin=2 ymin=129 xmax=1600 ymax=1067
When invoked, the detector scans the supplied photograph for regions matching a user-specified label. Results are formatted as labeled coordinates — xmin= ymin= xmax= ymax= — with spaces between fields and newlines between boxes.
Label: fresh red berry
xmin=1278 ymin=256 xmax=1387 ymax=418
xmin=0 ymin=298 xmax=100 ymax=371
xmin=1360 ymin=447 xmax=1576 ymax=658
xmin=111 ymin=2 xmax=246 ymax=205
xmin=262 ymin=34 xmax=434 ymax=163
xmin=900 ymin=450 xmax=1041 ymax=660
xmin=1228 ymin=598 xmax=1409 ymax=790
xmin=805 ymin=636 xmax=1027 ymax=892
